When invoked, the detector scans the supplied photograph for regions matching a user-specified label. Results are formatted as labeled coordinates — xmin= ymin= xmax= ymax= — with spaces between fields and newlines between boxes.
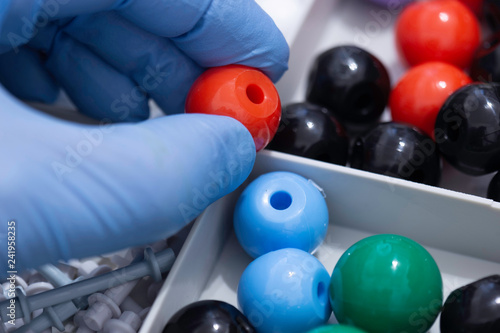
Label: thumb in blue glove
xmin=0 ymin=85 xmax=256 ymax=271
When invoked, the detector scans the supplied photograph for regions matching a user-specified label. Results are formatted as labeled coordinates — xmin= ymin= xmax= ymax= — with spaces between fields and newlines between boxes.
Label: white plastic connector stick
xmin=67 ymin=259 xmax=99 ymax=277
xmin=25 ymin=283 xmax=54 ymax=333
xmin=25 ymin=282 xmax=53 ymax=297
xmin=108 ymin=248 xmax=144 ymax=267
xmin=54 ymin=263 xmax=78 ymax=281
xmin=146 ymin=281 xmax=164 ymax=304
xmin=99 ymin=296 xmax=151 ymax=333
xmin=120 ymin=296 xmax=143 ymax=314
xmin=0 ymin=248 xmax=173 ymax=322
xmin=107 ymin=239 xmax=167 ymax=267
xmin=4 ymin=318 xmax=23 ymax=332
xmin=101 ymin=311 xmax=142 ymax=333
xmin=8 ymin=248 xmax=175 ymax=333
xmin=0 ymin=286 xmax=6 ymax=302
xmin=63 ymin=322 xmax=77 ymax=333
xmin=122 ymin=297 xmax=151 ymax=317
xmin=73 ymin=310 xmax=95 ymax=333
xmin=1 ymin=276 xmax=28 ymax=302
xmin=75 ymin=324 xmax=95 ymax=333
xmin=14 ymin=277 xmax=28 ymax=292
xmin=82 ymin=280 xmax=138 ymax=331
xmin=86 ymin=265 xmax=112 ymax=278
xmin=38 ymin=264 xmax=104 ymax=333
xmin=27 ymin=272 xmax=48 ymax=285
xmin=37 ymin=264 xmax=73 ymax=288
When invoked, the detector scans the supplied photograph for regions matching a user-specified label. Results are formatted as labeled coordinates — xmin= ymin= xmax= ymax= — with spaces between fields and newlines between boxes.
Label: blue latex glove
xmin=0 ymin=0 xmax=289 ymax=271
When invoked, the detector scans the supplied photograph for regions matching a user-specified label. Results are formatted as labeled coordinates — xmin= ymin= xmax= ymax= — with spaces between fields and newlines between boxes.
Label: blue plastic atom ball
xmin=234 ymin=171 xmax=329 ymax=258
xmin=238 ymin=248 xmax=332 ymax=333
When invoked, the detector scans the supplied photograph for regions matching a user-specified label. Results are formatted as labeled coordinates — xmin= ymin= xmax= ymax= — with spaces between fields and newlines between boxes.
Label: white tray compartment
xmin=141 ymin=0 xmax=500 ymax=332
xmin=141 ymin=151 xmax=500 ymax=333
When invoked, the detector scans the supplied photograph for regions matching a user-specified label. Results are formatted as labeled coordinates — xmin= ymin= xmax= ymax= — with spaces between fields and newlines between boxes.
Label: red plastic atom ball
xmin=389 ymin=62 xmax=472 ymax=139
xmin=458 ymin=0 xmax=483 ymax=16
xmin=395 ymin=0 xmax=481 ymax=69
xmin=185 ymin=65 xmax=281 ymax=152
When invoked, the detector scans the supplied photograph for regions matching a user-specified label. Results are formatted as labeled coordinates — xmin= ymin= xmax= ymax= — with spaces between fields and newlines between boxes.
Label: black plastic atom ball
xmin=267 ymin=102 xmax=349 ymax=165
xmin=349 ymin=122 xmax=442 ymax=186
xmin=487 ymin=171 xmax=500 ymax=201
xmin=306 ymin=45 xmax=390 ymax=132
xmin=434 ymin=83 xmax=500 ymax=176
xmin=441 ymin=275 xmax=500 ymax=333
xmin=484 ymin=0 xmax=500 ymax=33
xmin=470 ymin=33 xmax=500 ymax=83
xmin=163 ymin=300 xmax=255 ymax=333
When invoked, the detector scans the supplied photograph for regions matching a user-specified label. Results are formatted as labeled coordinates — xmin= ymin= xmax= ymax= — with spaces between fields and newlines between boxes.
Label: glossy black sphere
xmin=470 ymin=33 xmax=500 ymax=83
xmin=267 ymin=102 xmax=349 ymax=165
xmin=349 ymin=122 xmax=441 ymax=185
xmin=306 ymin=45 xmax=390 ymax=129
xmin=484 ymin=0 xmax=500 ymax=33
xmin=441 ymin=275 xmax=500 ymax=333
xmin=487 ymin=172 xmax=500 ymax=201
xmin=434 ymin=83 xmax=500 ymax=175
xmin=163 ymin=300 xmax=255 ymax=333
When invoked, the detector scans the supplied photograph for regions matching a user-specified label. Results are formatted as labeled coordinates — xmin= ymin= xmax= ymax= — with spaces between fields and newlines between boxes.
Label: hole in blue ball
xmin=270 ymin=191 xmax=292 ymax=210
xmin=317 ymin=281 xmax=327 ymax=305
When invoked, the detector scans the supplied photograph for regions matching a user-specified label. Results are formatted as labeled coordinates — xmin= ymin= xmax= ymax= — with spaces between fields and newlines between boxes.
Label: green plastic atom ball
xmin=307 ymin=324 xmax=368 ymax=333
xmin=329 ymin=234 xmax=443 ymax=333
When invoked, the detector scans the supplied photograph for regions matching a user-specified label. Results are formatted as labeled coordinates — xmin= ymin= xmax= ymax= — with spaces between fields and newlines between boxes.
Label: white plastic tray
xmin=141 ymin=0 xmax=500 ymax=332
xmin=142 ymin=150 xmax=500 ymax=333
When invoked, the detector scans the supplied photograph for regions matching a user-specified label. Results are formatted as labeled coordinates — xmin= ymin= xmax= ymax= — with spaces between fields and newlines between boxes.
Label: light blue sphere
xmin=237 ymin=248 xmax=332 ymax=333
xmin=234 ymin=171 xmax=329 ymax=258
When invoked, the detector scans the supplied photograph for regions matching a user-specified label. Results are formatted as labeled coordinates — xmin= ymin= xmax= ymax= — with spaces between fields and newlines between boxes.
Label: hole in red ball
xmin=246 ymin=84 xmax=265 ymax=104
xmin=270 ymin=191 xmax=292 ymax=210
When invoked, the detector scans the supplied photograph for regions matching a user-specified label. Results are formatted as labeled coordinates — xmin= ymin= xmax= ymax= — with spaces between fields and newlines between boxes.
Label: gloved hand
xmin=0 ymin=0 xmax=289 ymax=271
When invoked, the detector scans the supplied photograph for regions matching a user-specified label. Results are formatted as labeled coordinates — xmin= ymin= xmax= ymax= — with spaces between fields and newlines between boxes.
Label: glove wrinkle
xmin=0 ymin=47 xmax=59 ymax=103
xmin=61 ymin=11 xmax=204 ymax=115
xmin=171 ymin=0 xmax=289 ymax=82
xmin=45 ymin=32 xmax=151 ymax=122
xmin=117 ymin=0 xmax=214 ymax=37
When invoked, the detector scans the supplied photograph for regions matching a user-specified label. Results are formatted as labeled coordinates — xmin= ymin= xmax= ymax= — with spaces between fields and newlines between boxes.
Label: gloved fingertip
xmin=209 ymin=115 xmax=257 ymax=189
xmin=140 ymin=113 xmax=257 ymax=205
xmin=0 ymin=48 xmax=60 ymax=103
xmin=266 ymin=56 xmax=289 ymax=84
xmin=46 ymin=34 xmax=151 ymax=123
xmin=196 ymin=113 xmax=257 ymax=169
xmin=257 ymin=29 xmax=290 ymax=83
